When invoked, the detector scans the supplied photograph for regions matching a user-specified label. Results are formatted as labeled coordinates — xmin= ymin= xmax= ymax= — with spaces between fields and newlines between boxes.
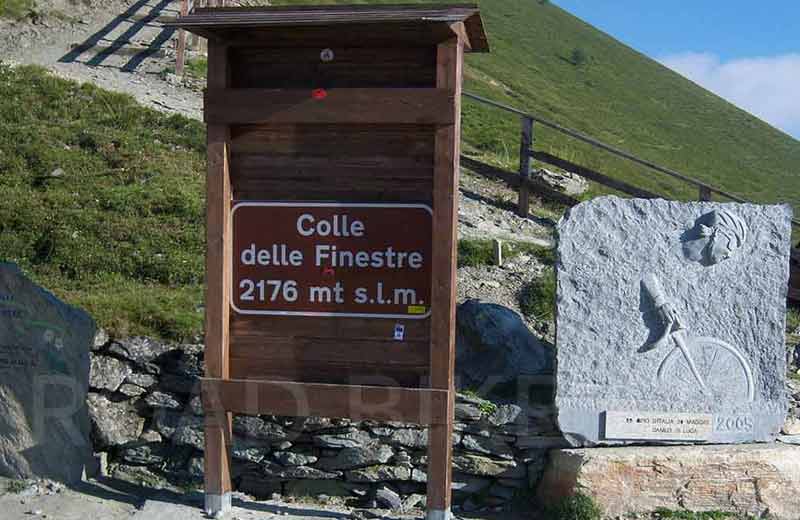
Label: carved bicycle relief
xmin=640 ymin=273 xmax=755 ymax=402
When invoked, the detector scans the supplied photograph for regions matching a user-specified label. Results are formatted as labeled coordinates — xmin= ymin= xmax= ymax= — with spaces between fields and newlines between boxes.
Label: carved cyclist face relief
xmin=682 ymin=209 xmax=748 ymax=266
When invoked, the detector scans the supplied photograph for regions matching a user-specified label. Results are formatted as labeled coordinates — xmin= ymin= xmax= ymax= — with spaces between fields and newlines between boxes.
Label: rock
xmin=117 ymin=383 xmax=147 ymax=397
xmin=267 ymin=465 xmax=340 ymax=480
xmin=124 ymin=372 xmax=156 ymax=389
xmin=556 ymin=198 xmax=792 ymax=445
xmin=488 ymin=404 xmax=522 ymax=426
xmin=151 ymin=409 xmax=202 ymax=440
xmin=456 ymin=299 xmax=554 ymax=391
xmin=158 ymin=373 xmax=198 ymax=395
xmin=346 ymin=465 xmax=411 ymax=483
xmin=188 ymin=395 xmax=204 ymax=415
xmin=314 ymin=428 xmax=372 ymax=449
xmin=92 ymin=329 xmax=108 ymax=351
xmin=783 ymin=416 xmax=800 ymax=435
xmin=0 ymin=263 xmax=94 ymax=483
xmin=375 ymin=485 xmax=402 ymax=510
xmin=451 ymin=475 xmax=491 ymax=494
xmin=107 ymin=337 xmax=170 ymax=373
xmin=538 ymin=444 xmax=800 ymax=520
xmin=399 ymin=493 xmax=424 ymax=511
xmin=536 ymin=167 xmax=587 ymax=196
xmin=172 ymin=423 xmax=204 ymax=450
xmin=49 ymin=168 xmax=64 ymax=178
xmin=233 ymin=416 xmax=287 ymax=441
xmin=284 ymin=480 xmax=356 ymax=498
xmin=237 ymin=473 xmax=282 ymax=499
xmin=139 ymin=429 xmax=162 ymax=443
xmin=453 ymin=454 xmax=524 ymax=478
xmin=119 ymin=443 xmax=168 ymax=466
xmin=143 ymin=391 xmax=182 ymax=410
xmin=232 ymin=443 xmax=270 ymax=463
xmin=317 ymin=443 xmax=393 ymax=470
xmin=454 ymin=402 xmax=482 ymax=421
xmin=273 ymin=451 xmax=318 ymax=466
xmin=87 ymin=393 xmax=144 ymax=448
xmin=461 ymin=434 xmax=514 ymax=459
xmin=388 ymin=428 xmax=427 ymax=449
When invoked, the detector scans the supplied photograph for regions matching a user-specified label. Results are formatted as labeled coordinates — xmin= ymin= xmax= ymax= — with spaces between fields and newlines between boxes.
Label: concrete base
xmin=537 ymin=444 xmax=800 ymax=520
xmin=204 ymin=492 xmax=232 ymax=517
xmin=425 ymin=508 xmax=451 ymax=520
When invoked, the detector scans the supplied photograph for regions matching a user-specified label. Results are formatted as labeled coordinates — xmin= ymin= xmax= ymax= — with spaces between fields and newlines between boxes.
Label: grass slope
xmin=0 ymin=64 xmax=206 ymax=339
xmin=3 ymin=1 xmax=800 ymax=339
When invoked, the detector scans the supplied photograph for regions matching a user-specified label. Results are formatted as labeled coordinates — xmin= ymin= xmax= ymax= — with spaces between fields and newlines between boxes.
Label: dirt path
xmin=1 ymin=0 xmax=202 ymax=120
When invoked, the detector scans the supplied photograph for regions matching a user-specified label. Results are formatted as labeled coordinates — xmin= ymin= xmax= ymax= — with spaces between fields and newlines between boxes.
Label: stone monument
xmin=0 ymin=263 xmax=94 ymax=483
xmin=555 ymin=197 xmax=792 ymax=445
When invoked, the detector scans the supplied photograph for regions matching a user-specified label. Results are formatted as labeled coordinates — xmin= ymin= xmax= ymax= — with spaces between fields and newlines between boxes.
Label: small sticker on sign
xmin=407 ymin=305 xmax=427 ymax=315
xmin=393 ymin=324 xmax=405 ymax=341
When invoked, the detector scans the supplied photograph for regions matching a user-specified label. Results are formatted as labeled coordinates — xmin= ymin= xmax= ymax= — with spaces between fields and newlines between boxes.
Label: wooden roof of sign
xmin=167 ymin=3 xmax=489 ymax=52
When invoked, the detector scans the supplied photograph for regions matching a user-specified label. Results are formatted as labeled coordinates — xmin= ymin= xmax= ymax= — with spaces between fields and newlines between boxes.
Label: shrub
xmin=544 ymin=492 xmax=602 ymax=520
xmin=570 ymin=47 xmax=588 ymax=66
xmin=519 ymin=268 xmax=556 ymax=320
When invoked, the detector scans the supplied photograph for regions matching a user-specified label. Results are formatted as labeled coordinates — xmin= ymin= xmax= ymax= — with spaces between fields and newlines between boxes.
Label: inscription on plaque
xmin=232 ymin=202 xmax=432 ymax=318
xmin=605 ymin=411 xmax=713 ymax=441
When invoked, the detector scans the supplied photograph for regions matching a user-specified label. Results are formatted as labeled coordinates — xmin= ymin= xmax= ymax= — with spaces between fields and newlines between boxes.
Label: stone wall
xmin=87 ymin=334 xmax=565 ymax=513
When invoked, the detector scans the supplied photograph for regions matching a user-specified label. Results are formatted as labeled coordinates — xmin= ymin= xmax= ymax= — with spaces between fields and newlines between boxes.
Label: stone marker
xmin=555 ymin=197 xmax=791 ymax=445
xmin=537 ymin=444 xmax=800 ymax=520
xmin=0 ymin=263 xmax=94 ymax=483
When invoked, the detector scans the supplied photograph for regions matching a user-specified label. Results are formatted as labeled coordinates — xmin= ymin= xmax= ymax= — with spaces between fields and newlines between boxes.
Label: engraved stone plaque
xmin=555 ymin=197 xmax=792 ymax=445
xmin=605 ymin=411 xmax=713 ymax=441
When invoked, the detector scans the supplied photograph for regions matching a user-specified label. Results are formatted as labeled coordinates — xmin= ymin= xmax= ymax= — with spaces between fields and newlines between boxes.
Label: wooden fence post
xmin=517 ymin=116 xmax=533 ymax=217
xmin=699 ymin=185 xmax=712 ymax=201
xmin=175 ymin=0 xmax=189 ymax=76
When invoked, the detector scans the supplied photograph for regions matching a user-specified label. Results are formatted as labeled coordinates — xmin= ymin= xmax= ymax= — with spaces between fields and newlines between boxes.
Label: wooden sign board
xmin=169 ymin=5 xmax=488 ymax=520
xmin=232 ymin=202 xmax=432 ymax=318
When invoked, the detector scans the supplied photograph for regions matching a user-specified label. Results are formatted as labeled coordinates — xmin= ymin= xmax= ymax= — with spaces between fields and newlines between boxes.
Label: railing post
xmin=699 ymin=185 xmax=712 ymax=201
xmin=518 ymin=116 xmax=533 ymax=217
xmin=175 ymin=0 xmax=189 ymax=76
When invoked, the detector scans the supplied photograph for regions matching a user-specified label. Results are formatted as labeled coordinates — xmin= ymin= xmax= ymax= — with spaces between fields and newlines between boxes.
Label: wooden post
xmin=175 ymin=0 xmax=189 ymax=76
xmin=426 ymin=36 xmax=462 ymax=520
xmin=203 ymin=39 xmax=233 ymax=517
xmin=188 ymin=0 xmax=199 ymax=51
xmin=517 ymin=116 xmax=533 ymax=217
xmin=699 ymin=185 xmax=712 ymax=201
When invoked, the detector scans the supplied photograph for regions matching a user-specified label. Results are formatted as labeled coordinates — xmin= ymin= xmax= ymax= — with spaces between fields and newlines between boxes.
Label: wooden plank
xmin=517 ymin=117 xmax=533 ymax=216
xmin=204 ymin=88 xmax=455 ymax=125
xmin=461 ymin=156 xmax=579 ymax=206
xmin=231 ymin=124 xmax=435 ymax=157
xmin=231 ymin=46 xmax=436 ymax=88
xmin=531 ymin=151 xmax=660 ymax=199
xmin=230 ymin=337 xmax=429 ymax=367
xmin=427 ymin=37 xmax=462 ymax=516
xmin=202 ymin=378 xmax=449 ymax=424
xmin=229 ymin=358 xmax=426 ymax=388
xmin=204 ymin=39 xmax=232 ymax=502
xmin=230 ymin=314 xmax=430 ymax=341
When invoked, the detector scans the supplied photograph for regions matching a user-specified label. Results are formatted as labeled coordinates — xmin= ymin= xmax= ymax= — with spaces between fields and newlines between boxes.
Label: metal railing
xmin=461 ymin=92 xmax=800 ymax=226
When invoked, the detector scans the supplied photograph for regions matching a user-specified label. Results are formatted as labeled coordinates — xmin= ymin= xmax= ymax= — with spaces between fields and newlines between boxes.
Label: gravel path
xmin=1 ymin=0 xmax=202 ymax=120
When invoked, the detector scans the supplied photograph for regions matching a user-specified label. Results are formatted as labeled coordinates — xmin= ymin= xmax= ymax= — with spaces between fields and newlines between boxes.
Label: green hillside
xmin=2 ymin=1 xmax=800 ymax=340
xmin=273 ymin=0 xmax=800 ymax=207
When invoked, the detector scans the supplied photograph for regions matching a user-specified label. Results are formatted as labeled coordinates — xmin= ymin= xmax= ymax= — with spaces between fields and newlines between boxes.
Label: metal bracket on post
xmin=205 ymin=492 xmax=232 ymax=517
xmin=517 ymin=116 xmax=533 ymax=217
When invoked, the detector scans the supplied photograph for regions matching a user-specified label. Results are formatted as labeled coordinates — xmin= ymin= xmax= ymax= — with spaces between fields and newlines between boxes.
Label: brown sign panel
xmin=232 ymin=202 xmax=432 ymax=318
